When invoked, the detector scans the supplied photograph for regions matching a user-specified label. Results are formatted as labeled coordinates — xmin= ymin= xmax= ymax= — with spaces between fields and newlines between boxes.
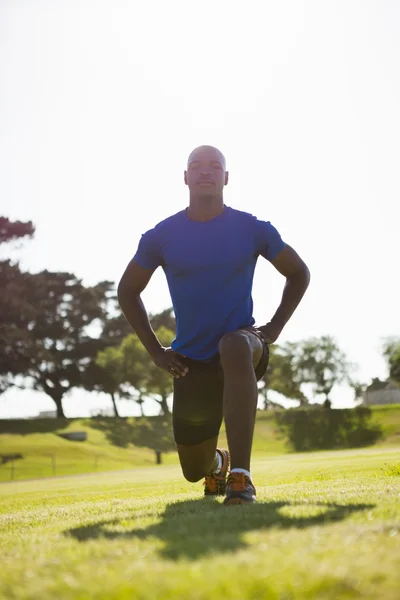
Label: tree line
xmin=1 ymin=217 xmax=399 ymax=419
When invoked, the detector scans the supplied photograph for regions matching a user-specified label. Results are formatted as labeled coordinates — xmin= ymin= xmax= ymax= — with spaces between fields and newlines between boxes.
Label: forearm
xmin=118 ymin=291 xmax=162 ymax=358
xmin=270 ymin=267 xmax=310 ymax=329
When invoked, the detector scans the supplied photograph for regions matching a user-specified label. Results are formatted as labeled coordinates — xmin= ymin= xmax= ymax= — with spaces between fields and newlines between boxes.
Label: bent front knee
xmin=218 ymin=332 xmax=252 ymax=368
xmin=181 ymin=467 xmax=206 ymax=483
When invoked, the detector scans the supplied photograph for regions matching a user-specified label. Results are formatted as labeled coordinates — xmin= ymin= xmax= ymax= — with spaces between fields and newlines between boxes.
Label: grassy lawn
xmin=1 ymin=405 xmax=399 ymax=483
xmin=1 ymin=446 xmax=399 ymax=599
xmin=0 ymin=413 xmax=286 ymax=482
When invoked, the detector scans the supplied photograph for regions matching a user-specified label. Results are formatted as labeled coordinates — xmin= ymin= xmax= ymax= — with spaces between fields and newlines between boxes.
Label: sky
xmin=1 ymin=0 xmax=399 ymax=418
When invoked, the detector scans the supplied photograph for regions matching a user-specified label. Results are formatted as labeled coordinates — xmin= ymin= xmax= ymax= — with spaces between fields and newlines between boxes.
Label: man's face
xmin=184 ymin=146 xmax=228 ymax=196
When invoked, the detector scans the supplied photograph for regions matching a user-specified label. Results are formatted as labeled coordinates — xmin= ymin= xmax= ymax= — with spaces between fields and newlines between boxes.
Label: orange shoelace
xmin=227 ymin=472 xmax=249 ymax=491
xmin=204 ymin=473 xmax=226 ymax=492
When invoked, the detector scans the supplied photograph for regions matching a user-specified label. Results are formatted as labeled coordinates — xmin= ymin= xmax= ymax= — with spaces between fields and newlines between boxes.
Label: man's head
xmin=184 ymin=145 xmax=229 ymax=197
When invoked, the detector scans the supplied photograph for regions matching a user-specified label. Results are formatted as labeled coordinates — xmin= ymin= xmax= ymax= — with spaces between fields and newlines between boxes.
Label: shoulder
xmin=226 ymin=207 xmax=259 ymax=233
xmin=141 ymin=210 xmax=185 ymax=240
xmin=227 ymin=207 xmax=276 ymax=233
xmin=227 ymin=207 xmax=258 ymax=222
xmin=154 ymin=210 xmax=185 ymax=229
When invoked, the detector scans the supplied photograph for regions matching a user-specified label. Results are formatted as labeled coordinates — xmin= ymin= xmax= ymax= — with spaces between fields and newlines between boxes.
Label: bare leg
xmin=218 ymin=330 xmax=264 ymax=472
xmin=176 ymin=436 xmax=218 ymax=482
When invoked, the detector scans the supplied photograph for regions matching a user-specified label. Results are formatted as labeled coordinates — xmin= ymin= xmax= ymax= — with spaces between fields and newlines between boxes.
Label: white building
xmin=363 ymin=382 xmax=400 ymax=406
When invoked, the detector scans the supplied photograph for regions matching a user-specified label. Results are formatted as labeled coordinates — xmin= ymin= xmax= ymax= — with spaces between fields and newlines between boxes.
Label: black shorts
xmin=172 ymin=342 xmax=269 ymax=446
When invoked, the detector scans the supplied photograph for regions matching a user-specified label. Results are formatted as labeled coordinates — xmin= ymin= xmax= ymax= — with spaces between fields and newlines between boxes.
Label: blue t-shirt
xmin=133 ymin=206 xmax=285 ymax=360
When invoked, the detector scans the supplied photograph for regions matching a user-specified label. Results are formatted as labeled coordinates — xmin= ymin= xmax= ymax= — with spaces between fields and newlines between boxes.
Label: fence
xmin=0 ymin=448 xmax=170 ymax=482
xmin=0 ymin=453 xmax=131 ymax=482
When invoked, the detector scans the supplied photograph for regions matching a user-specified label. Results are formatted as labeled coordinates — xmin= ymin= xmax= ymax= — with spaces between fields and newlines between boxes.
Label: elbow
xmin=117 ymin=279 xmax=125 ymax=305
xmin=289 ymin=263 xmax=310 ymax=287
xmin=117 ymin=279 xmax=137 ymax=308
xmin=300 ymin=264 xmax=311 ymax=288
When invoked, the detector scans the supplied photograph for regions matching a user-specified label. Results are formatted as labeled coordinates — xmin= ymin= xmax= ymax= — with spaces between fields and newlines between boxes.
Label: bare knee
xmin=181 ymin=467 xmax=205 ymax=483
xmin=218 ymin=332 xmax=252 ymax=369
xmin=176 ymin=439 xmax=217 ymax=483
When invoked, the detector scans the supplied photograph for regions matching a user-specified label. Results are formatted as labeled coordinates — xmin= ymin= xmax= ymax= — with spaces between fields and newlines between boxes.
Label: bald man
xmin=118 ymin=145 xmax=310 ymax=505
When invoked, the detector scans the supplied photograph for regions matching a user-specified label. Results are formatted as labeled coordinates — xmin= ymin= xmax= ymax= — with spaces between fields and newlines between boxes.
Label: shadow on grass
xmin=0 ymin=418 xmax=68 ymax=435
xmin=65 ymin=497 xmax=374 ymax=560
xmin=89 ymin=416 xmax=175 ymax=453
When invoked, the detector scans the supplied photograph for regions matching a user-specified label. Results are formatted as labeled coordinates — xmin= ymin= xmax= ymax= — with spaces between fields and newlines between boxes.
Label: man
xmin=118 ymin=145 xmax=310 ymax=505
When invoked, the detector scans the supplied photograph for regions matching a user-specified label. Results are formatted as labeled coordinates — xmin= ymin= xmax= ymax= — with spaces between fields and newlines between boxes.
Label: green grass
xmin=1 ymin=446 xmax=399 ymax=599
xmin=0 ymin=421 xmax=165 ymax=483
xmin=0 ymin=413 xmax=286 ymax=482
xmin=367 ymin=404 xmax=400 ymax=445
xmin=0 ymin=405 xmax=400 ymax=482
xmin=1 ymin=405 xmax=399 ymax=482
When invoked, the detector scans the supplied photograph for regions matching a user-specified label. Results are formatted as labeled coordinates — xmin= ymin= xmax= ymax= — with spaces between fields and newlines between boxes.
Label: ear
xmin=225 ymin=171 xmax=229 ymax=186
xmin=184 ymin=170 xmax=188 ymax=185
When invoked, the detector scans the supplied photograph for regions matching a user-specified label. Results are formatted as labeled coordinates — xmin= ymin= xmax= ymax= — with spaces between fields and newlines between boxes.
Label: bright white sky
xmin=1 ymin=0 xmax=399 ymax=418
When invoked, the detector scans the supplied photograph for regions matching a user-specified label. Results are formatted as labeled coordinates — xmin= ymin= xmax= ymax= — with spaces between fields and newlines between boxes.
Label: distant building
xmin=363 ymin=379 xmax=400 ymax=405
xmin=90 ymin=407 xmax=115 ymax=417
xmin=35 ymin=410 xmax=57 ymax=419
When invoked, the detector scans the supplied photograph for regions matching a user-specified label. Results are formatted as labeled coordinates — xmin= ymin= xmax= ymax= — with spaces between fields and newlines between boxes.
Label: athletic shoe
xmin=223 ymin=472 xmax=256 ymax=505
xmin=203 ymin=449 xmax=230 ymax=496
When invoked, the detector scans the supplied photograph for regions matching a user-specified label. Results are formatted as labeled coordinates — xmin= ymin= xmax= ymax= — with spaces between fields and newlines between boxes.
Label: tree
xmin=349 ymin=380 xmax=367 ymax=404
xmin=3 ymin=270 xmax=114 ymax=417
xmin=149 ymin=308 xmax=175 ymax=333
xmin=102 ymin=306 xmax=175 ymax=348
xmin=142 ymin=326 xmax=175 ymax=416
xmin=87 ymin=319 xmax=176 ymax=418
xmin=0 ymin=263 xmax=34 ymax=381
xmin=84 ymin=346 xmax=128 ymax=417
xmin=120 ymin=327 xmax=174 ymax=416
xmin=0 ymin=217 xmax=36 ymax=393
xmin=101 ymin=312 xmax=133 ymax=347
xmin=295 ymin=336 xmax=351 ymax=404
xmin=383 ymin=338 xmax=400 ymax=385
xmin=260 ymin=342 xmax=308 ymax=407
xmin=260 ymin=337 xmax=352 ymax=407
xmin=0 ymin=217 xmax=34 ymax=245
xmin=117 ymin=333 xmax=149 ymax=416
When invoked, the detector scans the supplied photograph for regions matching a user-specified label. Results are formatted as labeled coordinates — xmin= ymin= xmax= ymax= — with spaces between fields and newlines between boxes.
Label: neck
xmin=187 ymin=194 xmax=224 ymax=222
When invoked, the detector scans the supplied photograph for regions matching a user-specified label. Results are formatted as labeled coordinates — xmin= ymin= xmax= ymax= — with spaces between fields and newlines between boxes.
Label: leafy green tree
xmin=101 ymin=312 xmax=134 ymax=347
xmin=261 ymin=336 xmax=352 ymax=407
xmin=89 ymin=415 xmax=176 ymax=463
xmin=0 ymin=218 xmax=36 ymax=394
xmin=383 ymin=338 xmax=400 ymax=385
xmin=118 ymin=333 xmax=149 ymax=415
xmin=267 ymin=342 xmax=308 ymax=405
xmin=119 ymin=326 xmax=174 ymax=416
xmin=142 ymin=326 xmax=174 ymax=416
xmin=87 ymin=319 xmax=176 ymax=417
xmin=102 ymin=307 xmax=175 ymax=349
xmin=84 ymin=346 xmax=128 ymax=417
xmin=0 ymin=217 xmax=34 ymax=244
xmin=349 ymin=380 xmax=367 ymax=404
xmin=295 ymin=336 xmax=351 ymax=404
xmin=259 ymin=342 xmax=308 ymax=408
xmin=149 ymin=308 xmax=175 ymax=333
xmin=4 ymin=270 xmax=114 ymax=417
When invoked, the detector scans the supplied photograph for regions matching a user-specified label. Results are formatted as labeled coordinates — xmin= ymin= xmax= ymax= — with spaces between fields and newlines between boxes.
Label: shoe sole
xmin=224 ymin=497 xmax=256 ymax=505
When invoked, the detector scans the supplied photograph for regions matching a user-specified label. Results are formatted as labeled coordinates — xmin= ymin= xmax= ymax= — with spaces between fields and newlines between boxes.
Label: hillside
xmin=0 ymin=405 xmax=399 ymax=482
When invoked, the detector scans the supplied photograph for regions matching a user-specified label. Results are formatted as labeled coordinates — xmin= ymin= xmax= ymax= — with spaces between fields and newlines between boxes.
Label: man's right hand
xmin=152 ymin=347 xmax=189 ymax=378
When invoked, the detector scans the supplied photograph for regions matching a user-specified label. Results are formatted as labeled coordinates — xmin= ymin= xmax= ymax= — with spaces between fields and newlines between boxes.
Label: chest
xmin=161 ymin=227 xmax=256 ymax=275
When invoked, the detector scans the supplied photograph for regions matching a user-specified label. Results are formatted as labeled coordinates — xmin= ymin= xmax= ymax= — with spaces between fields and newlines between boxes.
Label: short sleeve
xmin=254 ymin=219 xmax=285 ymax=262
xmin=132 ymin=228 xmax=162 ymax=270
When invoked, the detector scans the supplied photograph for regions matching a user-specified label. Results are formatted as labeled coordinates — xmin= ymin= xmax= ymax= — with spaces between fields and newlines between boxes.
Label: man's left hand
xmin=255 ymin=321 xmax=283 ymax=345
